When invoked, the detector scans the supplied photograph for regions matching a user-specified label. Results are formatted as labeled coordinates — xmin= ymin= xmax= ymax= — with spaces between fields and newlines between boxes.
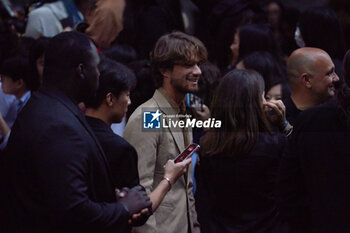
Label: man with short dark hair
xmin=85 ymin=58 xmax=139 ymax=189
xmin=1 ymin=31 xmax=151 ymax=233
xmin=124 ymin=31 xmax=206 ymax=233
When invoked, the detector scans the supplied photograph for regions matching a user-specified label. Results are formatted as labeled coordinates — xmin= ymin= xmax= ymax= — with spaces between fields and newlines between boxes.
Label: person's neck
xmin=162 ymin=84 xmax=185 ymax=106
xmin=45 ymin=72 xmax=84 ymax=105
xmin=85 ymin=107 xmax=111 ymax=126
xmin=15 ymin=88 xmax=28 ymax=100
xmin=291 ymin=91 xmax=319 ymax=111
xmin=48 ymin=80 xmax=82 ymax=105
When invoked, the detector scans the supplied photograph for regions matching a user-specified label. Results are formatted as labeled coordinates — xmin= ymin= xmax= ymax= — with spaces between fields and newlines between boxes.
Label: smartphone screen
xmin=174 ymin=143 xmax=200 ymax=163
xmin=186 ymin=93 xmax=203 ymax=112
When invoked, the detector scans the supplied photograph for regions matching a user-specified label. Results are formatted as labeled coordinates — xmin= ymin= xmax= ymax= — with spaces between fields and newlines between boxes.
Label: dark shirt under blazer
xmin=86 ymin=116 xmax=139 ymax=189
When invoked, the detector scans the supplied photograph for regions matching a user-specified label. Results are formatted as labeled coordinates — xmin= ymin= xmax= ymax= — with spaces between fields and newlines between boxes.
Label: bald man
xmin=277 ymin=49 xmax=349 ymax=233
xmin=285 ymin=47 xmax=339 ymax=125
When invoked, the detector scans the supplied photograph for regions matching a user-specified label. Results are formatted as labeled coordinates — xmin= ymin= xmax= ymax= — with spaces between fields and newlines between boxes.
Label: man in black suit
xmin=277 ymin=94 xmax=350 ymax=233
xmin=1 ymin=31 xmax=151 ymax=233
xmin=277 ymin=51 xmax=350 ymax=233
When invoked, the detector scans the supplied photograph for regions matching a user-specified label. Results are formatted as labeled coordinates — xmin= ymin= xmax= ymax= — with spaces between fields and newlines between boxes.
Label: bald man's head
xmin=287 ymin=47 xmax=339 ymax=106
xmin=287 ymin=47 xmax=331 ymax=84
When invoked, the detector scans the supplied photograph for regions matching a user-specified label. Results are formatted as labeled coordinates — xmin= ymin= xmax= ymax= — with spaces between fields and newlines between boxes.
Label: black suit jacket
xmin=85 ymin=116 xmax=139 ymax=189
xmin=1 ymin=85 xmax=130 ymax=233
xmin=277 ymin=100 xmax=350 ymax=233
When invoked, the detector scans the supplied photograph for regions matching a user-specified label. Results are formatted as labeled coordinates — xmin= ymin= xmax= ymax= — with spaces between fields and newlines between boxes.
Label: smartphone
xmin=186 ymin=93 xmax=203 ymax=112
xmin=174 ymin=143 xmax=200 ymax=163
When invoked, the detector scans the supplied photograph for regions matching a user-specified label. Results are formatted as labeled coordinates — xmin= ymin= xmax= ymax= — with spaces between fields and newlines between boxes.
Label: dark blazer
xmin=1 ymin=85 xmax=130 ymax=233
xmin=196 ymin=133 xmax=286 ymax=233
xmin=277 ymin=100 xmax=350 ymax=233
xmin=85 ymin=116 xmax=139 ymax=189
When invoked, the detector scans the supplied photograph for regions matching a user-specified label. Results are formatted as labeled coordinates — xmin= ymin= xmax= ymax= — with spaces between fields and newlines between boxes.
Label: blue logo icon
xmin=143 ymin=110 xmax=162 ymax=129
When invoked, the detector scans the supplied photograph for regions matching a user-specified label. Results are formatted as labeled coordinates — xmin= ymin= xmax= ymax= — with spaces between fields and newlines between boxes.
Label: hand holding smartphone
xmin=174 ymin=143 xmax=200 ymax=163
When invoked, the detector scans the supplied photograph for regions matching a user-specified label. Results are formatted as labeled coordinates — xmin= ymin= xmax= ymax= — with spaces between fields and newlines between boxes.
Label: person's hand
xmin=0 ymin=111 xmax=10 ymax=137
xmin=163 ymin=158 xmax=192 ymax=185
xmin=127 ymin=207 xmax=150 ymax=226
xmin=263 ymin=100 xmax=286 ymax=127
xmin=116 ymin=185 xmax=152 ymax=225
xmin=63 ymin=26 xmax=73 ymax=32
xmin=116 ymin=188 xmax=151 ymax=226
xmin=192 ymin=104 xmax=210 ymax=121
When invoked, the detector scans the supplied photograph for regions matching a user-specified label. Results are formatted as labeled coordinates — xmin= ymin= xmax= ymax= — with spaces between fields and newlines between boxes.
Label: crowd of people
xmin=0 ymin=0 xmax=350 ymax=233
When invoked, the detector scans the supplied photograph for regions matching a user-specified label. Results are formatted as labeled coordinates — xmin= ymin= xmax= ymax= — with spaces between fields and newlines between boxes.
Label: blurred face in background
xmin=0 ymin=75 xmax=22 ymax=96
xmin=230 ymin=31 xmax=240 ymax=65
xmin=36 ymin=54 xmax=45 ymax=81
xmin=265 ymin=84 xmax=282 ymax=102
xmin=267 ymin=2 xmax=281 ymax=28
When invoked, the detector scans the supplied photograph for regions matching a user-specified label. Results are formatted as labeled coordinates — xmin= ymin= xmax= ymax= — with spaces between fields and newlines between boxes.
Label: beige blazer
xmin=124 ymin=89 xmax=200 ymax=233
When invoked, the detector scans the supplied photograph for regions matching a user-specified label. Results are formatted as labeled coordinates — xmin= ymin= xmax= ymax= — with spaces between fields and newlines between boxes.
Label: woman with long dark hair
xmin=196 ymin=69 xmax=286 ymax=233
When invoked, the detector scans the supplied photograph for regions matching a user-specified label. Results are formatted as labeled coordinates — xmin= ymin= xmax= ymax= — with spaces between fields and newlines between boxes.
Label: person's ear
xmin=300 ymin=73 xmax=312 ymax=88
xmin=105 ymin=92 xmax=113 ymax=107
xmin=76 ymin=63 xmax=85 ymax=80
xmin=160 ymin=69 xmax=171 ymax=79
xmin=15 ymin=79 xmax=25 ymax=89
